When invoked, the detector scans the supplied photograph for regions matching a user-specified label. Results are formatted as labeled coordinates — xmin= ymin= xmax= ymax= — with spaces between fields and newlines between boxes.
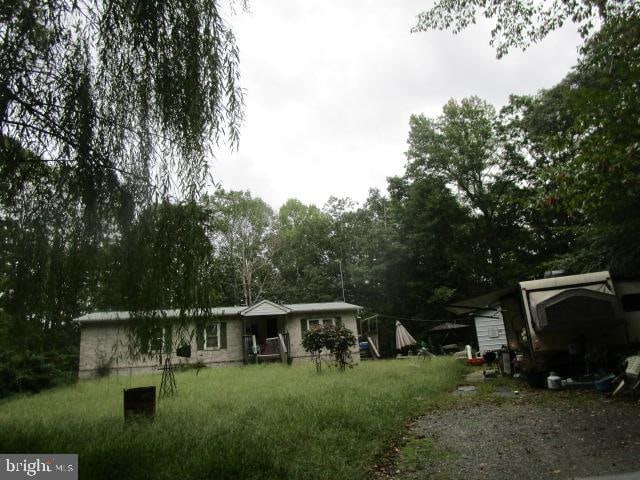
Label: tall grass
xmin=0 ymin=358 xmax=466 ymax=480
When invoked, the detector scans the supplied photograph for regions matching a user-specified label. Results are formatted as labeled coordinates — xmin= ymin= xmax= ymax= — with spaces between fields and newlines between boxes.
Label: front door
xmin=267 ymin=317 xmax=278 ymax=338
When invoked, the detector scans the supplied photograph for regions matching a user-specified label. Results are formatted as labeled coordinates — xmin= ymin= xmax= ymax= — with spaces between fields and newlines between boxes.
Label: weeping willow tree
xmin=1 ymin=0 xmax=244 ymax=207
xmin=100 ymin=201 xmax=225 ymax=366
xmin=1 ymin=1 xmax=245 ymax=370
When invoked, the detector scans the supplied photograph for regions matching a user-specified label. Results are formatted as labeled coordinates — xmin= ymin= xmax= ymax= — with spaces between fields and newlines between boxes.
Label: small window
xmin=204 ymin=322 xmax=220 ymax=349
xmin=149 ymin=327 xmax=165 ymax=353
xmin=308 ymin=319 xmax=321 ymax=329
xmin=306 ymin=318 xmax=336 ymax=330
xmin=621 ymin=293 xmax=640 ymax=312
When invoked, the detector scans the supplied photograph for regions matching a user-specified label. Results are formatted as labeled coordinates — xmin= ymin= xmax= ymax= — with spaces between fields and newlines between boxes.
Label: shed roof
xmin=73 ymin=301 xmax=362 ymax=324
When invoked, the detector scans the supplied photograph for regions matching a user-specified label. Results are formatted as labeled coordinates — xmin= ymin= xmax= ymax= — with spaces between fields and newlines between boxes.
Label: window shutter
xmin=220 ymin=322 xmax=227 ymax=349
xmin=335 ymin=316 xmax=342 ymax=326
xmin=196 ymin=325 xmax=204 ymax=351
xmin=300 ymin=318 xmax=308 ymax=336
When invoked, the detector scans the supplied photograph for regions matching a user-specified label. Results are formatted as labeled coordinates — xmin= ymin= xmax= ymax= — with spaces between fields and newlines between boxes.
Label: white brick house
xmin=73 ymin=300 xmax=361 ymax=378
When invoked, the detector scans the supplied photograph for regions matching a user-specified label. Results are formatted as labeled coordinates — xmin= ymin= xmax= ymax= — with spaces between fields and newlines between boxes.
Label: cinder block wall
xmin=78 ymin=312 xmax=361 ymax=377
xmin=78 ymin=319 xmax=244 ymax=378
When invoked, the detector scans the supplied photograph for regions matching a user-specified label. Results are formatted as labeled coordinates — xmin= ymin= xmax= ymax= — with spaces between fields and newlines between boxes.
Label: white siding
xmin=242 ymin=301 xmax=289 ymax=317
xmin=474 ymin=308 xmax=508 ymax=353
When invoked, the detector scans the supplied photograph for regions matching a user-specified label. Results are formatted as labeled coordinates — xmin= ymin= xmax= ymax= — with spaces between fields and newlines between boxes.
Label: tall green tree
xmin=502 ymin=9 xmax=640 ymax=275
xmin=205 ymin=190 xmax=276 ymax=306
xmin=406 ymin=97 xmax=534 ymax=287
xmin=272 ymin=199 xmax=340 ymax=303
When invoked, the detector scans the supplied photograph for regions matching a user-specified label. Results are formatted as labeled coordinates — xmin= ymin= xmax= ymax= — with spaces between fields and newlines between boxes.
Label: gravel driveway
xmin=391 ymin=390 xmax=640 ymax=480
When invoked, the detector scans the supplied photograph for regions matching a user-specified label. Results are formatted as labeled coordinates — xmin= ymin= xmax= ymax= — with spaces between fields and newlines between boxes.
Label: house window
xmin=204 ymin=322 xmax=220 ymax=350
xmin=306 ymin=318 xmax=336 ymax=330
xmin=149 ymin=327 xmax=165 ymax=353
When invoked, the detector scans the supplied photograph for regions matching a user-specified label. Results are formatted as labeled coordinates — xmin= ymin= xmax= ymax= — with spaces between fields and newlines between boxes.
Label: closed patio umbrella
xmin=396 ymin=321 xmax=417 ymax=350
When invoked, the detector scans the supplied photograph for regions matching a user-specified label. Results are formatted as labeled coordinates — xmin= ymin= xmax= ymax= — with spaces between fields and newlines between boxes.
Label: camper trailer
xmin=448 ymin=271 xmax=640 ymax=358
xmin=519 ymin=271 xmax=636 ymax=354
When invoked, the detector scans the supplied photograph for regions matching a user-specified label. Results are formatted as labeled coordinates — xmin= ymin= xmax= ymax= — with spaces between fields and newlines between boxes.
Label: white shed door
xmin=474 ymin=308 xmax=508 ymax=353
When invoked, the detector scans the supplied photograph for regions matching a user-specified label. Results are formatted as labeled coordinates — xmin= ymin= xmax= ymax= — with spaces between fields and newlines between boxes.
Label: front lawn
xmin=0 ymin=358 xmax=466 ymax=480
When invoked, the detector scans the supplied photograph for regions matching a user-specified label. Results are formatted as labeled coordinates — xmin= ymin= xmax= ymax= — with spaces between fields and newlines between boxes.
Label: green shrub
xmin=301 ymin=323 xmax=357 ymax=372
xmin=301 ymin=325 xmax=325 ymax=372
xmin=0 ymin=350 xmax=76 ymax=398
xmin=323 ymin=323 xmax=357 ymax=371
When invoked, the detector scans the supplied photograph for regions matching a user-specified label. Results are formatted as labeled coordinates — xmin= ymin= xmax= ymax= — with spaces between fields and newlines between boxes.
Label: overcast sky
xmin=212 ymin=1 xmax=582 ymax=210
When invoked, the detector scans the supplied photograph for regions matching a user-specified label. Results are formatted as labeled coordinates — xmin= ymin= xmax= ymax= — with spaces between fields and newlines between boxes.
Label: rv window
xmin=621 ymin=293 xmax=640 ymax=312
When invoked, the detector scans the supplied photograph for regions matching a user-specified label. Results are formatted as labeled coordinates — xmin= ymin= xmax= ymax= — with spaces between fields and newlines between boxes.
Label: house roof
xmin=240 ymin=299 xmax=292 ymax=316
xmin=73 ymin=301 xmax=362 ymax=324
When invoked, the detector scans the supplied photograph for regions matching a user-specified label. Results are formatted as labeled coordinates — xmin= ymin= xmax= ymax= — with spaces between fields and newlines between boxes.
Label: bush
xmin=301 ymin=326 xmax=326 ymax=372
xmin=0 ymin=350 xmax=77 ymax=399
xmin=301 ymin=323 xmax=357 ymax=372
xmin=323 ymin=323 xmax=357 ymax=371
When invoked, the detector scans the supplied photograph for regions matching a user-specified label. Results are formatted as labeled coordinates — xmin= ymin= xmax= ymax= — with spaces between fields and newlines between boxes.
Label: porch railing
xmin=242 ymin=332 xmax=291 ymax=365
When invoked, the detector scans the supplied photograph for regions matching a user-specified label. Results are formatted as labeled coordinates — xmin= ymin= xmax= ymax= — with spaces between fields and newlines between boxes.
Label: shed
xmin=472 ymin=309 xmax=508 ymax=354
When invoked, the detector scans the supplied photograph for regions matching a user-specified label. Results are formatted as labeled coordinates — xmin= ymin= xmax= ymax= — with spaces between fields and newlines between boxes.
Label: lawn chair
xmin=612 ymin=354 xmax=640 ymax=397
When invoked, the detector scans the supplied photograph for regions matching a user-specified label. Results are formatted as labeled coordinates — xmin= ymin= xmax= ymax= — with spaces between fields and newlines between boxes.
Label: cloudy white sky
xmin=212 ymin=1 xmax=582 ymax=210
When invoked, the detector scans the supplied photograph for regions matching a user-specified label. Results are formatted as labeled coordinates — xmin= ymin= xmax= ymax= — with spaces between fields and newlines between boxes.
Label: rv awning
xmin=446 ymin=287 xmax=517 ymax=316
xmin=533 ymin=288 xmax=624 ymax=333
xmin=430 ymin=322 xmax=470 ymax=332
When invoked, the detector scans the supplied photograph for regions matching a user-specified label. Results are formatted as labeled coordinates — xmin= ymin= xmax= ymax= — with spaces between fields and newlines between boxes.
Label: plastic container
xmin=465 ymin=357 xmax=485 ymax=366
xmin=547 ymin=372 xmax=562 ymax=390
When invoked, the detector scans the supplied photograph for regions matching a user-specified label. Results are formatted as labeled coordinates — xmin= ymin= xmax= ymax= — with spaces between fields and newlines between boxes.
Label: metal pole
xmin=338 ymin=259 xmax=345 ymax=302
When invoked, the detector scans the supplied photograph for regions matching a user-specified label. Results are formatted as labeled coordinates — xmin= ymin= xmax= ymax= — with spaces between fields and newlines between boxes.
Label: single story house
xmin=74 ymin=299 xmax=362 ymax=378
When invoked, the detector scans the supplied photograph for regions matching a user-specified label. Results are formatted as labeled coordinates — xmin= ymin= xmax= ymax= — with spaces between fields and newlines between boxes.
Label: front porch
xmin=242 ymin=332 xmax=292 ymax=364
xmin=240 ymin=300 xmax=294 ymax=365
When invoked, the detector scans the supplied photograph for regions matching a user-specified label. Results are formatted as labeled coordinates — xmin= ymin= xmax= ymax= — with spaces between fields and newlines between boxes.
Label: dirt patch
xmin=390 ymin=393 xmax=640 ymax=480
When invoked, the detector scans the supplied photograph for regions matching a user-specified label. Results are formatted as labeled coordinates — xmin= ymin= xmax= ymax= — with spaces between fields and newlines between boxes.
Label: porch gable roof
xmin=240 ymin=299 xmax=291 ymax=316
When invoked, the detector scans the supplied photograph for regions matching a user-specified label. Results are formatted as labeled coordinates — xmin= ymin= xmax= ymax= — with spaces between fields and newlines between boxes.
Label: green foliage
xmin=501 ymin=9 xmax=640 ymax=275
xmin=0 ymin=350 xmax=77 ymax=398
xmin=301 ymin=322 xmax=357 ymax=372
xmin=204 ymin=190 xmax=276 ymax=305
xmin=103 ymin=201 xmax=219 ymax=311
xmin=412 ymin=0 xmax=636 ymax=58
xmin=322 ymin=323 xmax=357 ymax=371
xmin=301 ymin=324 xmax=326 ymax=372
xmin=0 ymin=358 xmax=467 ymax=479
xmin=405 ymin=96 xmax=536 ymax=291
xmin=1 ymin=0 xmax=244 ymax=205
xmin=272 ymin=199 xmax=340 ymax=303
